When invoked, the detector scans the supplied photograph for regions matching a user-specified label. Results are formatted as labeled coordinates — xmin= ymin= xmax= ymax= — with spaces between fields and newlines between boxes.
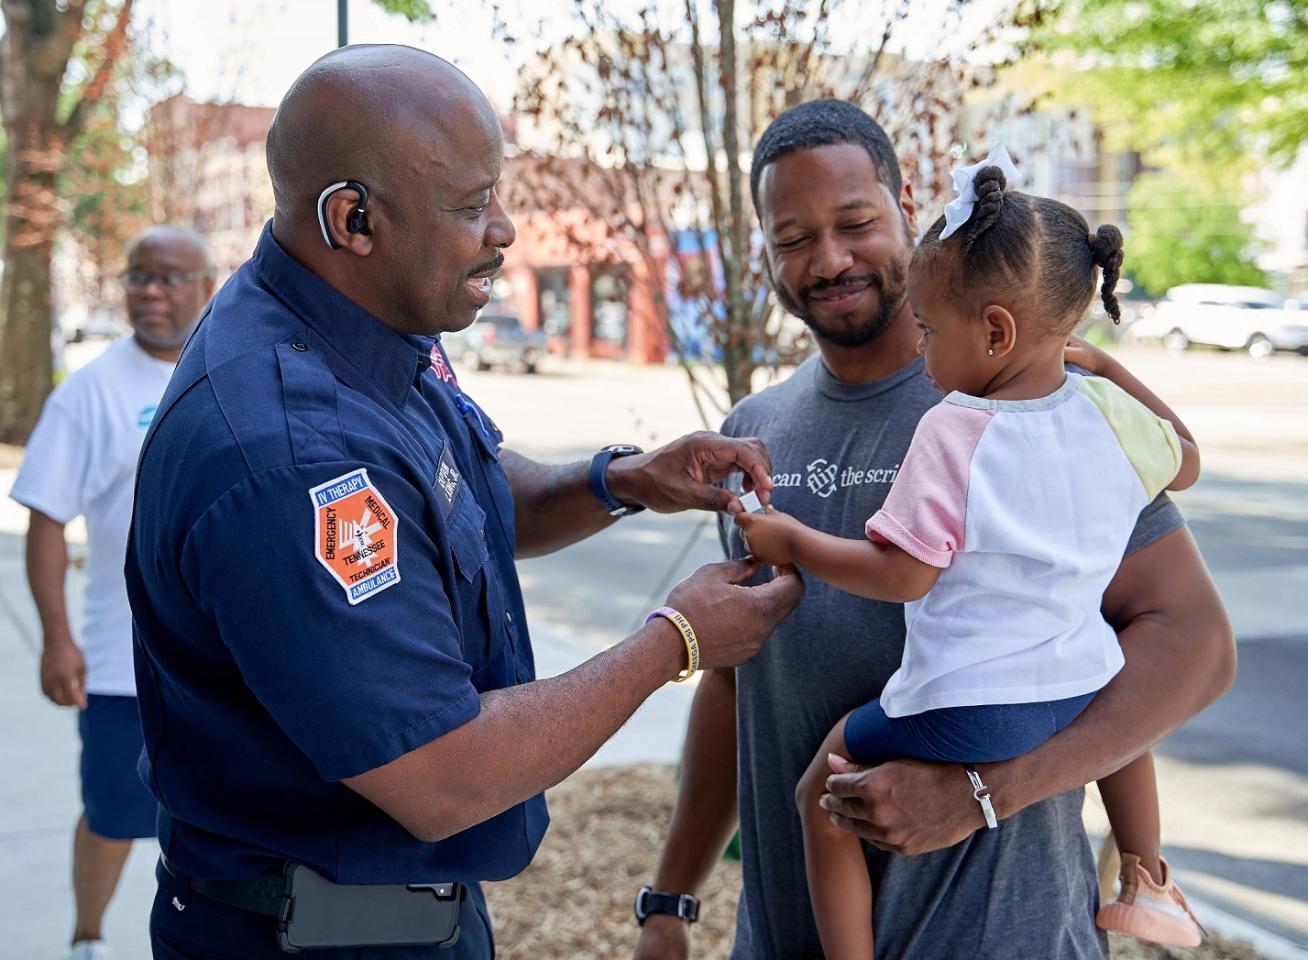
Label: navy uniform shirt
xmin=127 ymin=224 xmax=548 ymax=883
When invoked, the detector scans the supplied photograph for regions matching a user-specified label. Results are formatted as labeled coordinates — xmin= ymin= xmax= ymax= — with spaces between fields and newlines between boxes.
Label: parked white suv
xmin=1128 ymin=284 xmax=1308 ymax=358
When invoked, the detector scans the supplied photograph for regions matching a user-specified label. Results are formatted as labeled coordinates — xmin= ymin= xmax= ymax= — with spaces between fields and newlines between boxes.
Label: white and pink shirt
xmin=867 ymin=372 xmax=1182 ymax=718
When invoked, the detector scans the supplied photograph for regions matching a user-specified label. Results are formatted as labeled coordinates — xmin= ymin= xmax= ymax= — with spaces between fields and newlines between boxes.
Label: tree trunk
xmin=0 ymin=94 xmax=65 ymax=444
xmin=0 ymin=0 xmax=82 ymax=444
xmin=715 ymin=0 xmax=753 ymax=407
xmin=0 ymin=222 xmax=58 ymax=444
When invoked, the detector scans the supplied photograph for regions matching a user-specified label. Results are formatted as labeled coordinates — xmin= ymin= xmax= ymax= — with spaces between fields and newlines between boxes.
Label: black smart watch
xmin=634 ymin=884 xmax=700 ymax=926
xmin=588 ymin=443 xmax=646 ymax=517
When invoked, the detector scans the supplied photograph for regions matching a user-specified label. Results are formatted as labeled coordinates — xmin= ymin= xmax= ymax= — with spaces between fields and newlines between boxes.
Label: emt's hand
xmin=664 ymin=559 xmax=803 ymax=671
xmin=606 ymin=431 xmax=772 ymax=514
xmin=1064 ymin=335 xmax=1112 ymax=376
xmin=40 ymin=634 xmax=87 ymax=709
xmin=733 ymin=507 xmax=806 ymax=566
xmin=633 ymin=914 xmax=691 ymax=960
xmin=821 ymin=755 xmax=986 ymax=855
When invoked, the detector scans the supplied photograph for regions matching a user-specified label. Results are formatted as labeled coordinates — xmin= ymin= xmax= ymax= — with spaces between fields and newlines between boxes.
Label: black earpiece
xmin=316 ymin=180 xmax=370 ymax=250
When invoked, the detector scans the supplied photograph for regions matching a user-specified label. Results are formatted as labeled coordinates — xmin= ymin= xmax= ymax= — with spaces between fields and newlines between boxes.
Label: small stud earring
xmin=987 ymin=348 xmax=994 ymax=357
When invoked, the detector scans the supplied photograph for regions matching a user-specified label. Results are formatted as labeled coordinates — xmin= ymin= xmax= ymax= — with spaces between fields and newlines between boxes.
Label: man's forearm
xmin=985 ymin=526 xmax=1236 ymax=818
xmin=501 ymin=450 xmax=617 ymax=558
xmin=651 ymin=667 xmax=740 ymax=893
xmin=25 ymin=511 xmax=74 ymax=644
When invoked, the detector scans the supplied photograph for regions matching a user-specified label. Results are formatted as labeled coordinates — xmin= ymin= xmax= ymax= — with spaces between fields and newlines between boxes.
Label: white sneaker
xmin=67 ymin=941 xmax=112 ymax=960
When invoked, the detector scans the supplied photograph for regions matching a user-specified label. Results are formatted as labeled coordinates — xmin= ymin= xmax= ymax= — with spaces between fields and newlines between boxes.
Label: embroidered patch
xmin=309 ymin=468 xmax=400 ymax=605
xmin=436 ymin=447 xmax=461 ymax=508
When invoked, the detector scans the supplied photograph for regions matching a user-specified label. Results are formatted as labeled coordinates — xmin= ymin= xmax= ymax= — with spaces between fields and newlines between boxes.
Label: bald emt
xmin=11 ymin=226 xmax=213 ymax=960
xmin=125 ymin=45 xmax=801 ymax=959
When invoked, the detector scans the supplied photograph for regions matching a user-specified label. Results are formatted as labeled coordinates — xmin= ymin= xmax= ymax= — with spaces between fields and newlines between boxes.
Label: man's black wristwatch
xmin=634 ymin=884 xmax=700 ymax=926
xmin=588 ymin=444 xmax=646 ymax=517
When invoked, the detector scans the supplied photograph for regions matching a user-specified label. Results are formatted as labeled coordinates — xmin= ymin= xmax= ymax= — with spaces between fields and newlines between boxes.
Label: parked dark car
xmin=443 ymin=313 xmax=547 ymax=374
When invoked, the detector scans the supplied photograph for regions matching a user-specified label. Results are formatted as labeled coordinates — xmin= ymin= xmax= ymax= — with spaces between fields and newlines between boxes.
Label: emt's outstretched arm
xmin=345 ymin=562 xmax=801 ymax=845
xmin=501 ymin=432 xmax=772 ymax=558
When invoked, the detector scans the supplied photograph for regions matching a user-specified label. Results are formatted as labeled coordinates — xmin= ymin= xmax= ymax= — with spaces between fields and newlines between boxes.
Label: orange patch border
xmin=309 ymin=468 xmax=401 ymax=605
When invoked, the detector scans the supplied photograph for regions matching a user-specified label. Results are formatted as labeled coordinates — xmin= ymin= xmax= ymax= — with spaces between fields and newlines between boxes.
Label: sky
xmin=134 ymin=0 xmax=531 ymax=109
xmin=130 ymin=0 xmax=1001 ymax=112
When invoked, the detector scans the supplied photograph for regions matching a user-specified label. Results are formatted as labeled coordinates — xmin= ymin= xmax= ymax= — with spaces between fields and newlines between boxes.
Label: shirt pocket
xmin=447 ymin=485 xmax=489 ymax=584
xmin=444 ymin=486 xmax=508 ymax=680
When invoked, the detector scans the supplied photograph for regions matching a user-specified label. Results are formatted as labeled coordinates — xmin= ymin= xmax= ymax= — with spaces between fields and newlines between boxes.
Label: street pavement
xmin=1 ymin=345 xmax=1305 ymax=958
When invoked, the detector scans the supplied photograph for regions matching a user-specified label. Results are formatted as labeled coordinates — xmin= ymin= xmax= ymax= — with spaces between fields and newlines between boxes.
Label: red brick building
xmin=496 ymin=156 xmax=671 ymax=364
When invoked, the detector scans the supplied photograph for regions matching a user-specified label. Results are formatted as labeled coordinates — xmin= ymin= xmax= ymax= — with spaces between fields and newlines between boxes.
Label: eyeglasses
xmin=120 ymin=269 xmax=211 ymax=292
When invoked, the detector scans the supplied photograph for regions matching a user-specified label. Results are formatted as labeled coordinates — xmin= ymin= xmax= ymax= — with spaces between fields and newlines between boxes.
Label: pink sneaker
xmin=1096 ymin=853 xmax=1202 ymax=948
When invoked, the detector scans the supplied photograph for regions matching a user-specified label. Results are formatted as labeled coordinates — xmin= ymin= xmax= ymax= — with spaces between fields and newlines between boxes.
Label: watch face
xmin=605 ymin=443 xmax=643 ymax=456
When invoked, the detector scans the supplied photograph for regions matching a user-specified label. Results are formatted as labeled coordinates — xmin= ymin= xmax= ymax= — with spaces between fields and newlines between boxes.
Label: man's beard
xmin=780 ymin=247 xmax=910 ymax=349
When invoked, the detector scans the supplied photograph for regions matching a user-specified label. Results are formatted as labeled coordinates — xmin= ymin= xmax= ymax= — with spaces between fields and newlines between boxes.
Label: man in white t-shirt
xmin=10 ymin=226 xmax=214 ymax=960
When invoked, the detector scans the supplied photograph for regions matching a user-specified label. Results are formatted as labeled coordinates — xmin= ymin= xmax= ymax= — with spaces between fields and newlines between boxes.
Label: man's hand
xmin=606 ymin=432 xmax=772 ymax=514
xmin=633 ymin=914 xmax=691 ymax=960
xmin=665 ymin=559 xmax=803 ymax=671
xmin=40 ymin=634 xmax=87 ymax=709
xmin=733 ymin=507 xmax=806 ymax=566
xmin=821 ymin=755 xmax=984 ymax=855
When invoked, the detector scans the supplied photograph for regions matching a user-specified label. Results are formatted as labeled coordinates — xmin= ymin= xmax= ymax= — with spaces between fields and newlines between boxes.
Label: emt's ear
xmin=323 ymin=188 xmax=374 ymax=257
xmin=981 ymin=304 xmax=1018 ymax=359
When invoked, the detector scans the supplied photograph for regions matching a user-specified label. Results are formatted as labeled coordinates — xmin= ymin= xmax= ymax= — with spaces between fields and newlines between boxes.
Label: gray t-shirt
xmin=717 ymin=355 xmax=1185 ymax=960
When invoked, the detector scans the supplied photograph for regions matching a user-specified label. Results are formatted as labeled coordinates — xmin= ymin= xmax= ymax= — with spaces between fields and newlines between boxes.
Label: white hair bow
xmin=939 ymin=144 xmax=1022 ymax=241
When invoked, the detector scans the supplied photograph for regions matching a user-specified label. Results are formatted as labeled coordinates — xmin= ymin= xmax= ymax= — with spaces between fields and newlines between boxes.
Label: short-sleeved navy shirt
xmin=127 ymin=224 xmax=547 ymax=883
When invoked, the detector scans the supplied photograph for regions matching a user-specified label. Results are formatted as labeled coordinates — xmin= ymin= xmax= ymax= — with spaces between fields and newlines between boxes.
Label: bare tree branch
xmin=61 ymin=0 xmax=135 ymax=141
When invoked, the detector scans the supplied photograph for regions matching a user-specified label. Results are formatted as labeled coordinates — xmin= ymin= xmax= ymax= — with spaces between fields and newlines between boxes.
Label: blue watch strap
xmin=589 ymin=446 xmax=645 ymax=517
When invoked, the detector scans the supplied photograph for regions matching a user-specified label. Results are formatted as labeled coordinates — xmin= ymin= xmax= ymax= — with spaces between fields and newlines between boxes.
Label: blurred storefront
xmin=496 ymin=192 xmax=668 ymax=364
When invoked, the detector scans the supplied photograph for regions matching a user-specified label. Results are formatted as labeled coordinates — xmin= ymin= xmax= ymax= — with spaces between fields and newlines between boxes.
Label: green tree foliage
xmin=1126 ymin=167 xmax=1268 ymax=295
xmin=372 ymin=0 xmax=436 ymax=18
xmin=1018 ymin=0 xmax=1298 ymax=295
xmin=1023 ymin=0 xmax=1308 ymax=166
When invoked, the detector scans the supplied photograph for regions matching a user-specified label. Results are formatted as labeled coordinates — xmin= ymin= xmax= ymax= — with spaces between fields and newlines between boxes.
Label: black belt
xmin=162 ymin=854 xmax=289 ymax=918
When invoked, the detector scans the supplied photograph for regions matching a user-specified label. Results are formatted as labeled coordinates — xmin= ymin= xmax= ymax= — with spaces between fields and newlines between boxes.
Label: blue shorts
xmin=843 ymin=691 xmax=1098 ymax=766
xmin=79 ymin=694 xmax=157 ymax=840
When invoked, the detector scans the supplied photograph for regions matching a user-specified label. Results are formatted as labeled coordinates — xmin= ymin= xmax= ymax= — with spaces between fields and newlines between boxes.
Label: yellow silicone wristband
xmin=646 ymin=606 xmax=700 ymax=682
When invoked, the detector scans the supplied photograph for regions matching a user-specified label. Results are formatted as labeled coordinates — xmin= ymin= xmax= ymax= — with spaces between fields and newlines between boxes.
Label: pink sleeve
xmin=865 ymin=402 xmax=994 ymax=567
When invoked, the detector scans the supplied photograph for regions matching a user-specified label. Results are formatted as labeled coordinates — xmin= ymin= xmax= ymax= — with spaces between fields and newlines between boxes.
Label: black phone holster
xmin=162 ymin=856 xmax=462 ymax=953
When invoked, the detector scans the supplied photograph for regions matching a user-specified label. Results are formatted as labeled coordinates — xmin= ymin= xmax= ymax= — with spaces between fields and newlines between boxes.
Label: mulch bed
xmin=484 ymin=764 xmax=1265 ymax=960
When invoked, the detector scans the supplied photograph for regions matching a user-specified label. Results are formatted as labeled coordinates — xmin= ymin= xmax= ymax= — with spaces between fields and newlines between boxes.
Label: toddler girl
xmin=737 ymin=157 xmax=1205 ymax=958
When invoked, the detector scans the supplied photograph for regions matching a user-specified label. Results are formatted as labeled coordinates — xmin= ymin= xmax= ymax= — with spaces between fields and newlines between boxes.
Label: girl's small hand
xmin=1064 ymin=335 xmax=1111 ymax=375
xmin=734 ymin=507 xmax=803 ymax=566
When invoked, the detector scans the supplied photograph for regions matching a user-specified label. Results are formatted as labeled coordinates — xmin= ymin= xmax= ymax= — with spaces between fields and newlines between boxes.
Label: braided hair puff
xmin=960 ymin=166 xmax=1008 ymax=254
xmin=1089 ymin=225 xmax=1125 ymax=323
